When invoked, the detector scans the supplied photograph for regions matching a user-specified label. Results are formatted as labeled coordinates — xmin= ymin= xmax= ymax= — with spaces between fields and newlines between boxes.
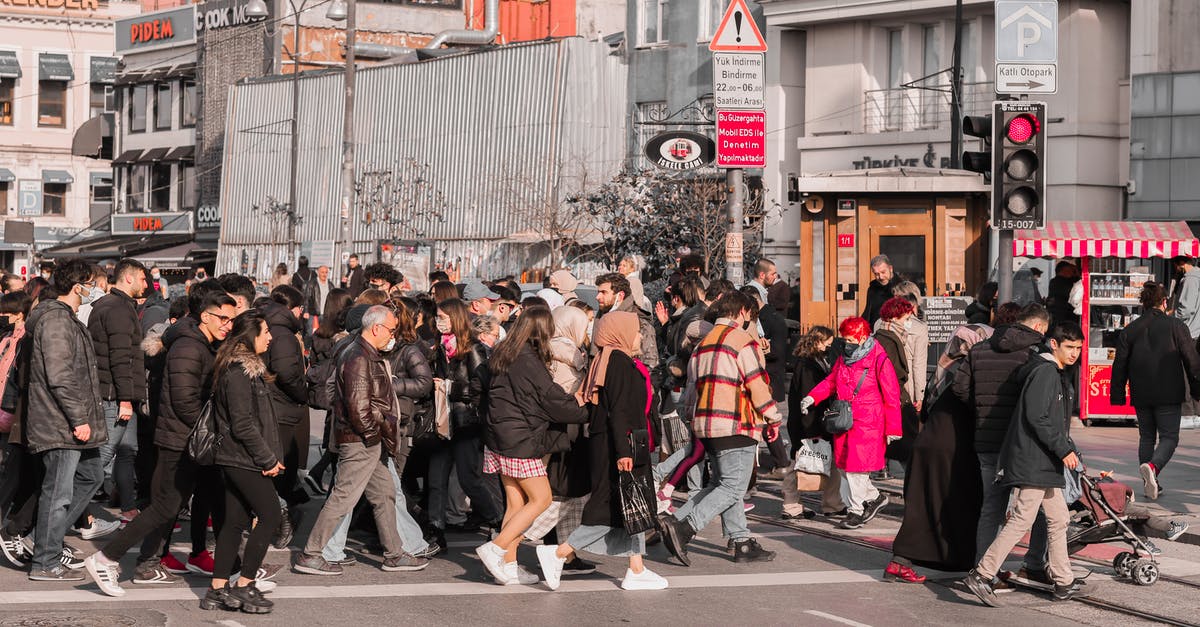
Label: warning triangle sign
xmin=709 ymin=0 xmax=768 ymax=52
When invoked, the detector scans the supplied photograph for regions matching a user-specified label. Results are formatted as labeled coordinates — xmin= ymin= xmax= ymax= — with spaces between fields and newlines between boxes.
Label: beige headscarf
xmin=552 ymin=306 xmax=589 ymax=348
xmin=576 ymin=311 xmax=640 ymax=405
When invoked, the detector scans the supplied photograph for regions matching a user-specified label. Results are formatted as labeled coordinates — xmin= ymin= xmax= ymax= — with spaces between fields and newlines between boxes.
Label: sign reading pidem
xmin=1 ymin=0 xmax=102 ymax=10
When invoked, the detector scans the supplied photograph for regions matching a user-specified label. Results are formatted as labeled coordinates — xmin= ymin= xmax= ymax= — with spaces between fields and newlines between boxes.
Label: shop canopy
xmin=1014 ymin=221 xmax=1200 ymax=259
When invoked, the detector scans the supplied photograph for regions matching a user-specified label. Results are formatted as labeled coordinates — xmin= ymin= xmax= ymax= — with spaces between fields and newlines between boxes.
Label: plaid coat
xmin=688 ymin=320 xmax=781 ymax=442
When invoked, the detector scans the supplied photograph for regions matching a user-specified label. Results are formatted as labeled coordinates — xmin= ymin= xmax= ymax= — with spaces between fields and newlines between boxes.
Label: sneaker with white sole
xmin=1140 ymin=463 xmax=1160 ymax=500
xmin=84 ymin=553 xmax=126 ymax=597
xmin=74 ymin=519 xmax=122 ymax=541
xmin=0 ymin=530 xmax=30 ymax=568
xmin=1166 ymin=521 xmax=1189 ymax=542
xmin=621 ymin=567 xmax=669 ymax=590
xmin=535 ymin=545 xmax=566 ymax=590
xmin=254 ymin=579 xmax=277 ymax=593
xmin=503 ymin=561 xmax=539 ymax=585
xmin=60 ymin=547 xmax=86 ymax=570
xmin=132 ymin=562 xmax=183 ymax=585
xmin=474 ymin=542 xmax=511 ymax=584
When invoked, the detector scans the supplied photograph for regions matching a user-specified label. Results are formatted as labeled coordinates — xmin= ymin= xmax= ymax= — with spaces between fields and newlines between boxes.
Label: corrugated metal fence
xmin=215 ymin=38 xmax=627 ymax=280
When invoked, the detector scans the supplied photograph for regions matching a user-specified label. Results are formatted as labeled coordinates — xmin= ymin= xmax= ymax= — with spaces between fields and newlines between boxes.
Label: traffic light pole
xmin=725 ymin=168 xmax=744 ymax=286
xmin=997 ymin=228 xmax=1014 ymax=303
xmin=949 ymin=0 xmax=964 ymax=169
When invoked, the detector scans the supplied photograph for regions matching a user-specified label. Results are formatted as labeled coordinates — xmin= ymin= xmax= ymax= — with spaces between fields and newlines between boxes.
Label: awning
xmin=132 ymin=241 xmax=203 ymax=267
xmin=90 ymin=56 xmax=119 ymax=84
xmin=0 ymin=168 xmax=14 ymax=183
xmin=0 ymin=51 xmax=20 ymax=79
xmin=71 ymin=113 xmax=113 ymax=159
xmin=89 ymin=171 xmax=113 ymax=186
xmin=142 ymin=147 xmax=169 ymax=162
xmin=163 ymin=145 xmax=194 ymax=162
xmin=41 ymin=170 xmax=74 ymax=184
xmin=38 ymin=53 xmax=73 ymax=82
xmin=162 ymin=63 xmax=196 ymax=80
xmin=40 ymin=232 xmax=194 ymax=261
xmin=1014 ymin=221 xmax=1200 ymax=259
xmin=112 ymin=149 xmax=142 ymax=165
xmin=114 ymin=71 xmax=146 ymax=86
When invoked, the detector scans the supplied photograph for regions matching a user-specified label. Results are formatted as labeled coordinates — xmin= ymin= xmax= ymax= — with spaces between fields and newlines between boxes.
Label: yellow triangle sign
xmin=709 ymin=0 xmax=767 ymax=52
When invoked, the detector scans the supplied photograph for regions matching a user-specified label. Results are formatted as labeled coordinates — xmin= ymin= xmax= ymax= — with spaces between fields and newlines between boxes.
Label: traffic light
xmin=962 ymin=114 xmax=992 ymax=175
xmin=992 ymin=101 xmax=1046 ymax=230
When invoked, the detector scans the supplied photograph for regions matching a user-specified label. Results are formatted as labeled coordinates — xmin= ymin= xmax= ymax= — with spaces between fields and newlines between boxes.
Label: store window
xmin=178 ymin=164 xmax=196 ymax=211
xmin=38 ymin=80 xmax=66 ymax=127
xmin=89 ymin=84 xmax=113 ymax=119
xmin=154 ymin=82 xmax=172 ymax=131
xmin=126 ymin=165 xmax=146 ymax=212
xmin=151 ymin=162 xmax=172 ymax=211
xmin=43 ymin=183 xmax=66 ymax=215
xmin=0 ymin=79 xmax=12 ymax=126
xmin=638 ymin=0 xmax=668 ymax=46
xmin=130 ymin=84 xmax=147 ymax=133
xmin=181 ymin=79 xmax=196 ymax=127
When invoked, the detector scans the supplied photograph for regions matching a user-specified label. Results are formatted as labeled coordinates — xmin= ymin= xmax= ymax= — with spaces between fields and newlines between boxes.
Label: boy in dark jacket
xmin=965 ymin=322 xmax=1084 ymax=607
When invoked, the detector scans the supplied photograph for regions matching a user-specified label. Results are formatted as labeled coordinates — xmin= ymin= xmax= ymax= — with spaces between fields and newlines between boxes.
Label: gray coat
xmin=1174 ymin=267 xmax=1200 ymax=339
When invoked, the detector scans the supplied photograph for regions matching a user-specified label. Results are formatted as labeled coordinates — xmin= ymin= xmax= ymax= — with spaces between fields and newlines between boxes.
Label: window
xmin=700 ymin=0 xmax=726 ymax=41
xmin=130 ymin=85 xmax=147 ymax=133
xmin=90 ymin=178 xmax=113 ymax=204
xmin=635 ymin=101 xmax=668 ymax=168
xmin=89 ymin=84 xmax=114 ymax=119
xmin=178 ymin=164 xmax=196 ymax=211
xmin=38 ymin=81 xmax=66 ymax=127
xmin=126 ymin=165 xmax=146 ymax=212
xmin=0 ymin=79 xmax=12 ymax=126
xmin=43 ymin=183 xmax=66 ymax=215
xmin=961 ymin=19 xmax=979 ymax=83
xmin=181 ymin=80 xmax=196 ymax=128
xmin=886 ymin=29 xmax=904 ymax=129
xmin=921 ymin=24 xmax=941 ymax=127
xmin=0 ymin=185 xmax=7 ymax=215
xmin=151 ymin=162 xmax=172 ymax=211
xmin=154 ymin=82 xmax=172 ymax=131
xmin=639 ymin=0 xmax=668 ymax=46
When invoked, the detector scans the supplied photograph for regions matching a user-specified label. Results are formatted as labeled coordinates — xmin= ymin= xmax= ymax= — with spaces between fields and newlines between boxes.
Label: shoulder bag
xmin=187 ymin=400 xmax=221 ymax=466
xmin=823 ymin=366 xmax=868 ymax=435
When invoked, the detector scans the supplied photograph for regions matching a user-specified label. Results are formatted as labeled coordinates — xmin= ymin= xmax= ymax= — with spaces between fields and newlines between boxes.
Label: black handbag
xmin=186 ymin=401 xmax=221 ymax=466
xmin=823 ymin=367 xmax=868 ymax=435
xmin=618 ymin=471 xmax=657 ymax=535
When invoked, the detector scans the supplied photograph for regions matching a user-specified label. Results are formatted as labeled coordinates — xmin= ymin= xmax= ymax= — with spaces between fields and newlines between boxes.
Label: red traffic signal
xmin=1005 ymin=113 xmax=1041 ymax=144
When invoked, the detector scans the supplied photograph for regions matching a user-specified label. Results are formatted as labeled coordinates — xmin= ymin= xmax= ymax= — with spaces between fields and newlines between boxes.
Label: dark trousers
xmin=427 ymin=432 xmax=501 ymax=529
xmin=274 ymin=417 xmax=310 ymax=506
xmin=102 ymin=448 xmax=198 ymax=564
xmin=0 ymin=443 xmax=40 ymax=534
xmin=1135 ymin=405 xmax=1182 ymax=473
xmin=184 ymin=466 xmax=226 ymax=557
xmin=214 ymin=467 xmax=281 ymax=581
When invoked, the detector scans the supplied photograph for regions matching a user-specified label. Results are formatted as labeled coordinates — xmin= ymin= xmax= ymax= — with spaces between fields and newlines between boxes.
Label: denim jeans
xmin=322 ymin=457 xmax=428 ymax=561
xmin=33 ymin=448 xmax=103 ymax=571
xmin=977 ymin=452 xmax=1049 ymax=571
xmin=566 ymin=524 xmax=645 ymax=557
xmin=672 ymin=443 xmax=756 ymax=541
xmin=98 ymin=401 xmax=138 ymax=512
xmin=1135 ymin=405 xmax=1182 ymax=472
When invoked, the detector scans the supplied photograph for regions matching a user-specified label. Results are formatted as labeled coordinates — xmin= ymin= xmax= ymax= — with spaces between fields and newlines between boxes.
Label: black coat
xmin=388 ymin=340 xmax=433 ymax=423
xmin=257 ymin=300 xmax=309 ymax=427
xmin=951 ymin=323 xmax=1044 ymax=455
xmin=862 ymin=279 xmax=895 ymax=327
xmin=89 ymin=289 xmax=147 ymax=402
xmin=484 ymin=345 xmax=588 ymax=459
xmin=1111 ymin=308 xmax=1200 ymax=407
xmin=996 ymin=355 xmax=1076 ymax=489
xmin=213 ymin=347 xmax=282 ymax=472
xmin=788 ymin=355 xmax=833 ymax=448
xmin=342 ymin=265 xmax=365 ymax=298
xmin=964 ymin=301 xmax=991 ymax=325
xmin=18 ymin=300 xmax=106 ymax=454
xmin=155 ymin=317 xmax=216 ymax=452
xmin=580 ymin=351 xmax=651 ymax=528
xmin=759 ymin=305 xmax=789 ymax=402
xmin=433 ymin=341 xmax=487 ymax=433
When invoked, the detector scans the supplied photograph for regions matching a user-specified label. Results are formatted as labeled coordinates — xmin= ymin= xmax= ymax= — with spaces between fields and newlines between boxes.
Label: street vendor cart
xmin=1013 ymin=221 xmax=1200 ymax=425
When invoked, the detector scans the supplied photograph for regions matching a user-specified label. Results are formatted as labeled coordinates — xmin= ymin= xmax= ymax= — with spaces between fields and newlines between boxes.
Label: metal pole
xmin=949 ymin=0 xmax=964 ymax=168
xmin=287 ymin=0 xmax=301 ymax=264
xmin=336 ymin=0 xmax=356 ymax=263
xmin=725 ymin=168 xmax=744 ymax=286
xmin=997 ymin=228 xmax=1014 ymax=303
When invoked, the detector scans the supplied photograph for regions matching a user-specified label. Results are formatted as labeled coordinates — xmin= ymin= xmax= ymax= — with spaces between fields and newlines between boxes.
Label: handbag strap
xmin=850 ymin=366 xmax=868 ymax=399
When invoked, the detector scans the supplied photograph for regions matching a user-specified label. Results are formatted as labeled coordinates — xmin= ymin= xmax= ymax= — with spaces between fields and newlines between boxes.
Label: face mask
xmin=903 ymin=318 xmax=915 ymax=331
xmin=436 ymin=318 xmax=452 ymax=335
xmin=151 ymin=272 xmax=160 ymax=279
xmin=842 ymin=342 xmax=860 ymax=358
xmin=586 ymin=320 xmax=594 ymax=340
xmin=79 ymin=285 xmax=104 ymax=305
xmin=383 ymin=337 xmax=397 ymax=352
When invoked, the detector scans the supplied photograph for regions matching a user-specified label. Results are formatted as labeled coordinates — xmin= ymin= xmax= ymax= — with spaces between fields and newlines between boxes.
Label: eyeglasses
xmin=369 ymin=281 xmax=386 ymax=289
xmin=203 ymin=310 xmax=234 ymax=326
xmin=377 ymin=323 xmax=398 ymax=334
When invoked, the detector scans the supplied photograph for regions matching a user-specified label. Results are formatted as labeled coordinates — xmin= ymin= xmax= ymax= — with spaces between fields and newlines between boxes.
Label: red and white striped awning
xmin=1013 ymin=221 xmax=1200 ymax=259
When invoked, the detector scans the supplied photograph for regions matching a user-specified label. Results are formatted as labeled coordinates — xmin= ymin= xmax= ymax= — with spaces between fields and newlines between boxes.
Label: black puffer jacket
xmin=996 ymin=354 xmax=1076 ymax=488
xmin=389 ymin=340 xmax=433 ymax=420
xmin=433 ymin=340 xmax=487 ymax=433
xmin=18 ymin=299 xmax=106 ymax=454
xmin=257 ymin=299 xmax=308 ymax=427
xmin=213 ymin=345 xmax=282 ymax=472
xmin=952 ymin=323 xmax=1044 ymax=455
xmin=1111 ymin=308 xmax=1200 ymax=407
xmin=155 ymin=317 xmax=216 ymax=452
xmin=89 ymin=289 xmax=147 ymax=402
xmin=485 ymin=345 xmax=588 ymax=459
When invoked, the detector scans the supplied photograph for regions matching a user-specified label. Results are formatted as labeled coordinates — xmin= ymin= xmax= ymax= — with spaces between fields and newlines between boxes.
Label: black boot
xmin=272 ymin=507 xmax=294 ymax=550
xmin=657 ymin=514 xmax=695 ymax=567
xmin=226 ymin=583 xmax=274 ymax=614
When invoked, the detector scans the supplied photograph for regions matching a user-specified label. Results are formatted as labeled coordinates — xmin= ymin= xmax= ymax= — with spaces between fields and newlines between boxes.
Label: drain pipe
xmin=425 ymin=0 xmax=499 ymax=49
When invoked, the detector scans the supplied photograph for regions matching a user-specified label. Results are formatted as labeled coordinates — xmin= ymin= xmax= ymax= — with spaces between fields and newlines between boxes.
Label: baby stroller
xmin=1065 ymin=471 xmax=1160 ymax=586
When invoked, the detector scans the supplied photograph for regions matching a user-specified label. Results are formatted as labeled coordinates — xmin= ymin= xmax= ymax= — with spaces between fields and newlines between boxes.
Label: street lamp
xmin=335 ymin=0 xmax=357 ymax=269
xmin=326 ymin=0 xmax=347 ymax=21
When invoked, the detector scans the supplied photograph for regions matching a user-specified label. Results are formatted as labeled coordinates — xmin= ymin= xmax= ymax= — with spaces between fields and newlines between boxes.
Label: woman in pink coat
xmin=799 ymin=317 xmax=902 ymax=530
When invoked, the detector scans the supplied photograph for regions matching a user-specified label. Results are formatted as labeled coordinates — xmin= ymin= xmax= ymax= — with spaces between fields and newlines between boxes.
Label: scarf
xmin=842 ymin=336 xmax=877 ymax=365
xmin=933 ymin=323 xmax=993 ymax=389
xmin=552 ymin=306 xmax=589 ymax=348
xmin=576 ymin=311 xmax=640 ymax=405
xmin=441 ymin=333 xmax=458 ymax=359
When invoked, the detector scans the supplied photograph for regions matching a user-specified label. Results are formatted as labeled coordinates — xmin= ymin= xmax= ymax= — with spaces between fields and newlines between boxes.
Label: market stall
xmin=1013 ymin=221 xmax=1200 ymax=425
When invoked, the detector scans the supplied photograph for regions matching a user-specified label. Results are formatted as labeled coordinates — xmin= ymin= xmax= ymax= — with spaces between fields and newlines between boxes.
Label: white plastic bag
xmin=793 ymin=438 xmax=832 ymax=476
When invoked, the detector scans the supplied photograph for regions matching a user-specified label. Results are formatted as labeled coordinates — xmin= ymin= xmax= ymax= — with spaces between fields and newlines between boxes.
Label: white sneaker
xmin=254 ymin=579 xmax=277 ymax=593
xmin=621 ymin=567 xmax=669 ymax=590
xmin=1140 ymin=463 xmax=1159 ymax=500
xmin=536 ymin=544 xmax=566 ymax=591
xmin=474 ymin=542 xmax=511 ymax=584
xmin=78 ymin=519 xmax=122 ymax=541
xmin=502 ymin=561 xmax=539 ymax=585
xmin=84 ymin=553 xmax=125 ymax=597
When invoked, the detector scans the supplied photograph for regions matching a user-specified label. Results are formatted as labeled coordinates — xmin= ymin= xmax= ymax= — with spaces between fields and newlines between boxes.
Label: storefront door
xmin=865 ymin=205 xmax=935 ymax=297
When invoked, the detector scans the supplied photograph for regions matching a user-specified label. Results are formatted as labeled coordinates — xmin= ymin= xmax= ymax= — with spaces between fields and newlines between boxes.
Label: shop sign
xmin=112 ymin=211 xmax=195 ymax=235
xmin=923 ymin=296 xmax=971 ymax=343
xmin=643 ymin=131 xmax=715 ymax=171
xmin=0 ymin=0 xmax=100 ymax=13
xmin=838 ymin=199 xmax=857 ymax=214
xmin=115 ymin=6 xmax=197 ymax=54
xmin=17 ymin=181 xmax=42 ymax=217
xmin=852 ymin=143 xmax=951 ymax=170
xmin=837 ymin=233 xmax=855 ymax=248
xmin=1085 ymin=364 xmax=1134 ymax=418
xmin=196 ymin=0 xmax=269 ymax=33
xmin=196 ymin=204 xmax=221 ymax=230
xmin=716 ymin=110 xmax=765 ymax=168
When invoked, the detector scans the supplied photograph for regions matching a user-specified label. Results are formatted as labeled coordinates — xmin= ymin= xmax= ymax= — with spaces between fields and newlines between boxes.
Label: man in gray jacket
xmin=21 ymin=258 xmax=108 ymax=581
xmin=1171 ymin=256 xmax=1200 ymax=421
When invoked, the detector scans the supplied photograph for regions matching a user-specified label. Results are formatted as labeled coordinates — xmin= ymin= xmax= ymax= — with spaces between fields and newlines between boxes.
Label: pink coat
xmin=808 ymin=342 xmax=902 ymax=472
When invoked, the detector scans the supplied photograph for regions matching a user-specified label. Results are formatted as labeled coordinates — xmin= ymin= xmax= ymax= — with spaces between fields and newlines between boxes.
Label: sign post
xmin=994 ymin=0 xmax=1059 ymax=94
xmin=710 ymin=0 xmax=767 ymax=285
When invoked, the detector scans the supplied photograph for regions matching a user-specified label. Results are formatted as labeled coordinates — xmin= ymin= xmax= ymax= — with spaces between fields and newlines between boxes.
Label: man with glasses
xmin=86 ymin=288 xmax=239 ymax=596
xmin=295 ymin=306 xmax=429 ymax=575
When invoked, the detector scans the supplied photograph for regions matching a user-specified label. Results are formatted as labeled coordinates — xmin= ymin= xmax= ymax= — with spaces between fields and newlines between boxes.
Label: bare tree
xmin=500 ymin=162 xmax=599 ymax=272
xmin=356 ymin=158 xmax=449 ymax=244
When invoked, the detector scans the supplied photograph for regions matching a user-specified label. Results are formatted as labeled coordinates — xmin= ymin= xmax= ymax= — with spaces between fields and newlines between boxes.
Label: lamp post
xmin=327 ymin=0 xmax=356 ymax=270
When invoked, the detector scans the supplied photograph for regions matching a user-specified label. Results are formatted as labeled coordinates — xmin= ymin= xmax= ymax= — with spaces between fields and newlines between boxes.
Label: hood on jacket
xmin=227 ymin=343 xmax=271 ymax=380
xmin=26 ymin=298 xmax=74 ymax=330
xmin=344 ymin=303 xmax=371 ymax=335
xmin=142 ymin=322 xmax=169 ymax=356
xmin=164 ymin=316 xmax=215 ymax=354
xmin=988 ymin=323 xmax=1044 ymax=354
xmin=257 ymin=299 xmax=301 ymax=333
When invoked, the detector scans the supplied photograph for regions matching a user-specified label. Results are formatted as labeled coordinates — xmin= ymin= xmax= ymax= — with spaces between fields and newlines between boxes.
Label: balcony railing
xmin=863 ymin=81 xmax=994 ymax=134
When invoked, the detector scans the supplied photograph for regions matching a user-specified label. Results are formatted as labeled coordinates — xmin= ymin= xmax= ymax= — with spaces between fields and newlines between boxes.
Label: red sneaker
xmin=160 ymin=553 xmax=189 ymax=575
xmin=883 ymin=561 xmax=927 ymax=583
xmin=186 ymin=550 xmax=215 ymax=576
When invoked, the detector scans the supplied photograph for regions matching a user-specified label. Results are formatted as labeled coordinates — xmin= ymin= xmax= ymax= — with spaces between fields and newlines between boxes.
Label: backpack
xmin=306 ymin=335 xmax=355 ymax=410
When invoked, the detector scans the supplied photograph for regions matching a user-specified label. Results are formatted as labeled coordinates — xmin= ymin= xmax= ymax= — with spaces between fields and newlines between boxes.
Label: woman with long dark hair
xmin=782 ymin=325 xmax=844 ymax=520
xmin=200 ymin=311 xmax=283 ymax=614
xmin=477 ymin=307 xmax=587 ymax=585
xmin=303 ymin=288 xmax=354 ymax=495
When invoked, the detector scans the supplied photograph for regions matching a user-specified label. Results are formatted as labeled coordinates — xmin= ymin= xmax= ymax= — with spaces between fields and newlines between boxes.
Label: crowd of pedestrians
xmin=0 ymin=252 xmax=1193 ymax=614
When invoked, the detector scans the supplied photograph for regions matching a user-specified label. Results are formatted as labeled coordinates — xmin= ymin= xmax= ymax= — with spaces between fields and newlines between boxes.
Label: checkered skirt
xmin=482 ymin=449 xmax=547 ymax=479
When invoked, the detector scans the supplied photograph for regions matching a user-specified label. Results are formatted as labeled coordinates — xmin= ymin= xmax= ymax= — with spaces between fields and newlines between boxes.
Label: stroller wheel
xmin=1113 ymin=552 xmax=1137 ymax=578
xmin=1130 ymin=559 xmax=1159 ymax=586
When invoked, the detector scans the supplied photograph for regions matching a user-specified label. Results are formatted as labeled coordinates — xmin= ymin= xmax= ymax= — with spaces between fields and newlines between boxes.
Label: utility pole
xmin=336 ymin=0 xmax=357 ymax=267
xmin=725 ymin=168 xmax=744 ymax=286
xmin=287 ymin=0 xmax=301 ymax=265
xmin=949 ymin=0 xmax=964 ymax=168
